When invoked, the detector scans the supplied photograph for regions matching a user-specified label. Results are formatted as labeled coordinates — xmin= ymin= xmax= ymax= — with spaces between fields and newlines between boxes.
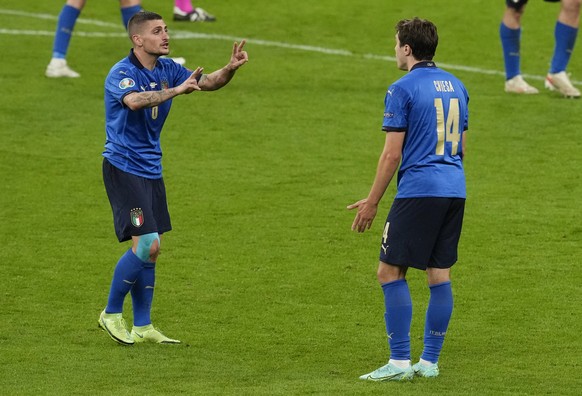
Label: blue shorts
xmin=103 ymin=158 xmax=172 ymax=242
xmin=379 ymin=198 xmax=465 ymax=270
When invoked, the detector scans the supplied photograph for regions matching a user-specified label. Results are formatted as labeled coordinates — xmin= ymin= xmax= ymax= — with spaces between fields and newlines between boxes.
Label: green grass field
xmin=1 ymin=0 xmax=581 ymax=394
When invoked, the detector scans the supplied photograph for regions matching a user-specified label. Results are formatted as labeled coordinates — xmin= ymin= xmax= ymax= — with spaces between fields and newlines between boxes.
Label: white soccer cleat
xmin=504 ymin=75 xmax=539 ymax=94
xmin=173 ymin=6 xmax=216 ymax=22
xmin=544 ymin=71 xmax=581 ymax=98
xmin=45 ymin=58 xmax=80 ymax=78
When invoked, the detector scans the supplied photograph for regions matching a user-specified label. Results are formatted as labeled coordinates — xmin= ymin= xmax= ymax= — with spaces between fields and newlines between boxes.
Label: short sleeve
xmin=382 ymin=84 xmax=409 ymax=132
xmin=105 ymin=67 xmax=139 ymax=104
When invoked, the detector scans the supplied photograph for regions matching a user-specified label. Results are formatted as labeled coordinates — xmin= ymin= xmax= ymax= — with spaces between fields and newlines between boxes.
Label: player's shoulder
xmin=432 ymin=68 xmax=469 ymax=95
xmin=107 ymin=57 xmax=138 ymax=78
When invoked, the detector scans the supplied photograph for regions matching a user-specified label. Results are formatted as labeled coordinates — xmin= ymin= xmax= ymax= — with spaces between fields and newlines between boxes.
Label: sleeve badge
xmin=119 ymin=78 xmax=136 ymax=89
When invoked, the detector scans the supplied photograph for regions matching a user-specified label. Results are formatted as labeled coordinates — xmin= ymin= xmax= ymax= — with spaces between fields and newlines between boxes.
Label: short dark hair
xmin=127 ymin=10 xmax=163 ymax=35
xmin=395 ymin=18 xmax=438 ymax=61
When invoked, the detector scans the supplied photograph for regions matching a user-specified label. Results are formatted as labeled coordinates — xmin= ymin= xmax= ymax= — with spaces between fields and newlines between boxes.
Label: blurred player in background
xmin=348 ymin=17 xmax=468 ymax=381
xmin=501 ymin=0 xmax=581 ymax=97
xmin=99 ymin=10 xmax=248 ymax=345
xmin=45 ymin=0 xmax=210 ymax=78
xmin=173 ymin=0 xmax=216 ymax=22
xmin=46 ymin=0 xmax=143 ymax=78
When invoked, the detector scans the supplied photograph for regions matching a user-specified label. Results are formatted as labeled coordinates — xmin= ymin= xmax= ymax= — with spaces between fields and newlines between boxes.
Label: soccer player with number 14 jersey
xmin=348 ymin=17 xmax=469 ymax=381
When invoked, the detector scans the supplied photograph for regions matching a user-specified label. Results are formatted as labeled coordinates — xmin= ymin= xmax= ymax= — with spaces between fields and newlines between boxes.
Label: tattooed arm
xmin=198 ymin=40 xmax=249 ymax=91
xmin=123 ymin=67 xmax=204 ymax=111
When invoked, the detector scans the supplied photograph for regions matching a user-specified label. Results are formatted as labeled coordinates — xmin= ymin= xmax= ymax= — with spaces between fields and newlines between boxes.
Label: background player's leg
xmin=119 ymin=0 xmax=143 ymax=29
xmin=46 ymin=0 xmax=86 ymax=78
xmin=545 ymin=0 xmax=581 ymax=97
xmin=500 ymin=4 xmax=538 ymax=93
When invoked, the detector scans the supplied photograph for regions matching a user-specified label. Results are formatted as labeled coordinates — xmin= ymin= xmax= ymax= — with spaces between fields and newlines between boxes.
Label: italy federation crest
xmin=130 ymin=208 xmax=144 ymax=227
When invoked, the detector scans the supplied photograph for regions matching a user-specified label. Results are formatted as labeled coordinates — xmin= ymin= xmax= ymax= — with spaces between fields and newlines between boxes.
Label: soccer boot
xmin=131 ymin=324 xmax=181 ymax=344
xmin=544 ymin=71 xmax=581 ymax=98
xmin=45 ymin=58 xmax=80 ymax=78
xmin=412 ymin=361 xmax=440 ymax=378
xmin=98 ymin=310 xmax=134 ymax=345
xmin=504 ymin=75 xmax=538 ymax=94
xmin=359 ymin=363 xmax=414 ymax=382
xmin=173 ymin=6 xmax=216 ymax=22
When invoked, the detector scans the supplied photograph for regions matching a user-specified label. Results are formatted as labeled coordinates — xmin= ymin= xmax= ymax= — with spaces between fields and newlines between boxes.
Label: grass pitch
xmin=1 ymin=0 xmax=581 ymax=394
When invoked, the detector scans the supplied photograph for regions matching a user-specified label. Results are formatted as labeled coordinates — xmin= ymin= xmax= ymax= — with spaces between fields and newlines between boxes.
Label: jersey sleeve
xmin=105 ymin=67 xmax=139 ymax=105
xmin=170 ymin=62 xmax=197 ymax=87
xmin=382 ymin=84 xmax=409 ymax=132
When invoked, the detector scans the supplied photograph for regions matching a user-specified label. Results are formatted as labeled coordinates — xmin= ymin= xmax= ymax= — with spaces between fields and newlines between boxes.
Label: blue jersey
xmin=382 ymin=62 xmax=469 ymax=199
xmin=103 ymin=50 xmax=191 ymax=179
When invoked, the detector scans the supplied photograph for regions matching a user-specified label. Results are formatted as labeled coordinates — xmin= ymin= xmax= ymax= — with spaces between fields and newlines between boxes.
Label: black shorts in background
xmin=379 ymin=197 xmax=465 ymax=270
xmin=102 ymin=158 xmax=172 ymax=242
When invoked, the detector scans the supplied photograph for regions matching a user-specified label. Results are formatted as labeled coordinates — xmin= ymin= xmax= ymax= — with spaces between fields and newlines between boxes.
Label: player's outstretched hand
xmin=347 ymin=198 xmax=378 ymax=233
xmin=228 ymin=40 xmax=249 ymax=70
xmin=178 ymin=67 xmax=204 ymax=94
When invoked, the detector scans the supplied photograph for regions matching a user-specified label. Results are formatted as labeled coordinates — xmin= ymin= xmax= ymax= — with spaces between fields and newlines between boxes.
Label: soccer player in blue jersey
xmin=501 ymin=0 xmax=581 ymax=97
xmin=98 ymin=10 xmax=248 ymax=345
xmin=348 ymin=17 xmax=469 ymax=381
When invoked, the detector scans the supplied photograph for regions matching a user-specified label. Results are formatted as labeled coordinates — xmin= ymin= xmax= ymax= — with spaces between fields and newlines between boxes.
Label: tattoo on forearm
xmin=131 ymin=88 xmax=177 ymax=108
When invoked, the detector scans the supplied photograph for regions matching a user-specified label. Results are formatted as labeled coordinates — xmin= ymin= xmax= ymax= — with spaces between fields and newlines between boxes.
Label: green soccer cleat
xmin=359 ymin=363 xmax=414 ymax=382
xmin=98 ymin=310 xmax=134 ymax=345
xmin=412 ymin=361 xmax=440 ymax=378
xmin=131 ymin=324 xmax=181 ymax=344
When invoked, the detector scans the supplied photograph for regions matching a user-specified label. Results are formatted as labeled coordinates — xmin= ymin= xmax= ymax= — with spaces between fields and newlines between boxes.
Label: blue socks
xmin=52 ymin=3 xmax=143 ymax=59
xmin=131 ymin=262 xmax=156 ymax=326
xmin=381 ymin=279 xmax=453 ymax=364
xmin=381 ymin=279 xmax=412 ymax=361
xmin=550 ymin=21 xmax=578 ymax=73
xmin=500 ymin=22 xmax=521 ymax=80
xmin=105 ymin=249 xmax=156 ymax=326
xmin=121 ymin=5 xmax=143 ymax=29
xmin=421 ymin=281 xmax=454 ymax=364
xmin=52 ymin=5 xmax=81 ymax=59
xmin=501 ymin=21 xmax=578 ymax=76
xmin=105 ymin=249 xmax=144 ymax=313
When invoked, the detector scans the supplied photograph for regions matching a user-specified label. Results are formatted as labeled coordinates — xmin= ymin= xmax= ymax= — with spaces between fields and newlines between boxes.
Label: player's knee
xmin=376 ymin=261 xmax=406 ymax=284
xmin=135 ymin=232 xmax=160 ymax=262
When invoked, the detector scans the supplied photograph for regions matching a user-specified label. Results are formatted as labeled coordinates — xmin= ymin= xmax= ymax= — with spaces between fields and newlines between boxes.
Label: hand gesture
xmin=347 ymin=198 xmax=378 ymax=233
xmin=228 ymin=40 xmax=249 ymax=71
xmin=178 ymin=66 xmax=204 ymax=94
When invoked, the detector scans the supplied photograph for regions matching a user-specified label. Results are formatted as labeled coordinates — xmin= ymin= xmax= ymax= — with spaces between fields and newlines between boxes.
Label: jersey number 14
xmin=434 ymin=98 xmax=461 ymax=156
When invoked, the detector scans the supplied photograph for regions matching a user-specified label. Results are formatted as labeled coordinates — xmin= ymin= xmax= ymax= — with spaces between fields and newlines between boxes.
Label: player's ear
xmin=131 ymin=34 xmax=143 ymax=47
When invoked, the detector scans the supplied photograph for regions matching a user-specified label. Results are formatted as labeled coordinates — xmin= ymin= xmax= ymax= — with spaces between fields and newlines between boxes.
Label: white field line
xmin=1 ymin=8 xmax=579 ymax=85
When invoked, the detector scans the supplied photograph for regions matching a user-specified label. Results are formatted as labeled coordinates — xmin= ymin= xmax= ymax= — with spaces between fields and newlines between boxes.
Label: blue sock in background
xmin=120 ymin=5 xmax=143 ymax=30
xmin=421 ymin=281 xmax=454 ymax=364
xmin=52 ymin=5 xmax=81 ymax=59
xmin=381 ymin=279 xmax=412 ymax=361
xmin=105 ymin=249 xmax=144 ymax=313
xmin=500 ymin=23 xmax=521 ymax=80
xmin=550 ymin=21 xmax=578 ymax=73
xmin=131 ymin=262 xmax=155 ymax=326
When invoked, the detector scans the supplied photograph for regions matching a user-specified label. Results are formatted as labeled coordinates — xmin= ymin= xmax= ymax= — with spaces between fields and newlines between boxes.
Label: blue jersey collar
xmin=410 ymin=61 xmax=437 ymax=71
xmin=128 ymin=49 xmax=160 ymax=69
